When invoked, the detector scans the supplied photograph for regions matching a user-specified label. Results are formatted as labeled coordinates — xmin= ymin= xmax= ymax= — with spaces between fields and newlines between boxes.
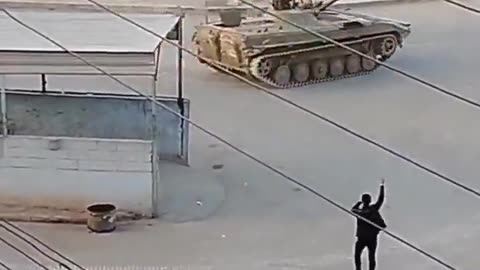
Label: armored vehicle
xmin=192 ymin=0 xmax=411 ymax=88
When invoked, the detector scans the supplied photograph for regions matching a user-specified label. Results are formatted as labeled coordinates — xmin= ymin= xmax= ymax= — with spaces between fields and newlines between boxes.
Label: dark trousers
xmin=354 ymin=236 xmax=378 ymax=270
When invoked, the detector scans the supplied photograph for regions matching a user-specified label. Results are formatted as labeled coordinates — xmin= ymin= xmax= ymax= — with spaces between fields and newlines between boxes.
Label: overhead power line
xmin=81 ymin=0 xmax=480 ymax=199
xmin=2 ymin=8 xmax=458 ymax=270
xmin=0 ymin=220 xmax=87 ymax=270
xmin=239 ymin=0 xmax=480 ymax=110
xmin=0 ymin=260 xmax=14 ymax=270
xmin=443 ymin=0 xmax=480 ymax=14
xmin=0 ymin=224 xmax=72 ymax=270
xmin=0 ymin=235 xmax=49 ymax=270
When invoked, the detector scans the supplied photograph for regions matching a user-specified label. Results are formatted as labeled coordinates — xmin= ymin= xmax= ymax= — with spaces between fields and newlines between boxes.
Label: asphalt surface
xmin=1 ymin=1 xmax=480 ymax=270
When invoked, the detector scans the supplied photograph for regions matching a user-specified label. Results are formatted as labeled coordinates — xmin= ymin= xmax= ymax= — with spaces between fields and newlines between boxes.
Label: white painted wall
xmin=3 ymin=74 xmax=154 ymax=95
xmin=0 ymin=135 xmax=153 ymax=216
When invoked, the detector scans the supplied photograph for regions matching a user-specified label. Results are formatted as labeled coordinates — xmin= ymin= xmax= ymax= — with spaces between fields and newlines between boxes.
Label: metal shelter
xmin=0 ymin=9 xmax=183 ymax=94
xmin=0 ymin=9 xmax=185 ymax=217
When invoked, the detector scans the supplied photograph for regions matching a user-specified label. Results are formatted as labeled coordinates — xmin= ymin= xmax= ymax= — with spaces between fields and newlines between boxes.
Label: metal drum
xmin=86 ymin=203 xmax=116 ymax=233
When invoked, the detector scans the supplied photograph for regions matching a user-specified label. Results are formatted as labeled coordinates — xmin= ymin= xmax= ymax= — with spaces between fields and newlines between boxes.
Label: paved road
xmin=1 ymin=1 xmax=480 ymax=270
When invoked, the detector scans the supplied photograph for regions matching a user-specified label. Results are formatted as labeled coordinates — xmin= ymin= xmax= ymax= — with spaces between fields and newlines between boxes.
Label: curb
xmin=0 ymin=0 xmax=437 ymax=15
xmin=0 ymin=214 xmax=147 ymax=224
xmin=0 ymin=208 xmax=147 ymax=225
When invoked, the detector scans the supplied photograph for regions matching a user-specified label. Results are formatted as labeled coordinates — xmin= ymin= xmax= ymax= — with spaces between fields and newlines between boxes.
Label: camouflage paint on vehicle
xmin=192 ymin=0 xmax=411 ymax=88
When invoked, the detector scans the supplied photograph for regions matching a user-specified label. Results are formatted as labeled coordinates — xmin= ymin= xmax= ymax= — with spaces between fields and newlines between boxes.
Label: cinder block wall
xmin=2 ymin=91 xmax=190 ymax=165
xmin=1 ymin=136 xmax=152 ymax=172
xmin=0 ymin=135 xmax=153 ymax=216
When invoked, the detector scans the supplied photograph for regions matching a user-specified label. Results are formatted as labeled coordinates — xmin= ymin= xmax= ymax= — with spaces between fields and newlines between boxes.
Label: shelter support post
xmin=151 ymin=46 xmax=161 ymax=218
xmin=1 ymin=75 xmax=7 ymax=137
xmin=177 ymin=15 xmax=184 ymax=109
xmin=177 ymin=15 xmax=187 ymax=162
xmin=204 ymin=0 xmax=209 ymax=23
xmin=151 ymin=76 xmax=159 ymax=218
xmin=41 ymin=73 xmax=47 ymax=92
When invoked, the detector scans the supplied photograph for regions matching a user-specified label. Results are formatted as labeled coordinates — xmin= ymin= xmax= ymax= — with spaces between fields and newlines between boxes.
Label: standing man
xmin=351 ymin=178 xmax=387 ymax=270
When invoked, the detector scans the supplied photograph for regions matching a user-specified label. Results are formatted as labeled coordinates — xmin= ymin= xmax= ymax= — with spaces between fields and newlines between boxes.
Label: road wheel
xmin=293 ymin=63 xmax=310 ymax=83
xmin=329 ymin=57 xmax=345 ymax=77
xmin=311 ymin=59 xmax=328 ymax=80
xmin=273 ymin=65 xmax=291 ymax=86
xmin=362 ymin=49 xmax=377 ymax=71
xmin=346 ymin=54 xmax=361 ymax=74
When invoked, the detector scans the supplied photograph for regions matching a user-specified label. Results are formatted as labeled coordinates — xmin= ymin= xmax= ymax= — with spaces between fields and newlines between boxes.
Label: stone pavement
xmin=157 ymin=162 xmax=226 ymax=223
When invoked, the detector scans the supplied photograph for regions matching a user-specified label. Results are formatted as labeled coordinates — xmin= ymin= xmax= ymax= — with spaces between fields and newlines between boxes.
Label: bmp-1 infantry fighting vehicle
xmin=192 ymin=0 xmax=411 ymax=88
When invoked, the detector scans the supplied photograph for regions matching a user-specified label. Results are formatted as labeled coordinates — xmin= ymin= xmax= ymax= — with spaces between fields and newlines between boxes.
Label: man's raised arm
xmin=373 ymin=178 xmax=385 ymax=210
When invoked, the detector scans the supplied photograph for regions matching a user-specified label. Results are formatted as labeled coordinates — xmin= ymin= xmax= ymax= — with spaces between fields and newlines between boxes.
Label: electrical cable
xmin=0 ymin=260 xmax=14 ymax=270
xmin=443 ymin=0 xmax=480 ymax=14
xmin=0 ymin=235 xmax=49 ymax=270
xmin=0 ymin=220 xmax=86 ymax=270
xmin=0 ymin=225 xmax=72 ymax=270
xmin=2 ymin=8 xmax=459 ymax=270
xmin=81 ymin=0 xmax=480 ymax=199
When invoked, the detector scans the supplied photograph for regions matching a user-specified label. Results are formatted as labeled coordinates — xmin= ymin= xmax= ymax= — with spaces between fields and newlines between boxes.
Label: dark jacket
xmin=352 ymin=185 xmax=386 ymax=239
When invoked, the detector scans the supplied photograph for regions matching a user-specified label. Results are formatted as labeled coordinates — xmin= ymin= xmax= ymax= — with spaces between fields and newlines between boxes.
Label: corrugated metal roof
xmin=0 ymin=9 xmax=179 ymax=53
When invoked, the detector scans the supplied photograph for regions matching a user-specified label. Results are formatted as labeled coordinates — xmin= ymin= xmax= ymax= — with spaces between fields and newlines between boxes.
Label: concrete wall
xmin=0 ymin=135 xmax=153 ymax=215
xmin=2 ymin=74 xmax=154 ymax=95
xmin=1 ymin=90 xmax=190 ymax=164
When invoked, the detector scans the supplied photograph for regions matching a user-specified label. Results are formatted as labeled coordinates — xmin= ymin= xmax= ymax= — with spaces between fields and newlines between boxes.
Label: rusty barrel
xmin=86 ymin=203 xmax=116 ymax=233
